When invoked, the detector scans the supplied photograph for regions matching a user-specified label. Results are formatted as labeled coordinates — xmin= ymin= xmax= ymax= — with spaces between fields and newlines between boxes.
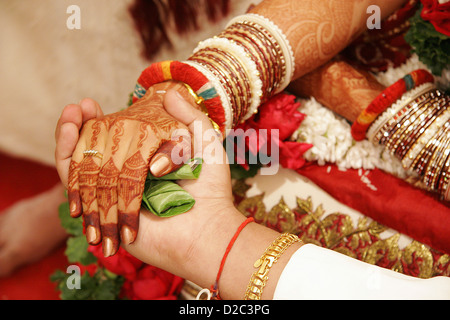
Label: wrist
xmin=182 ymin=205 xmax=303 ymax=300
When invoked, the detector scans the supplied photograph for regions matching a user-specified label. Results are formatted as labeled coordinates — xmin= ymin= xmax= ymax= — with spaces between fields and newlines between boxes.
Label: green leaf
xmin=65 ymin=235 xmax=97 ymax=265
xmin=51 ymin=268 xmax=124 ymax=300
xmin=405 ymin=5 xmax=450 ymax=76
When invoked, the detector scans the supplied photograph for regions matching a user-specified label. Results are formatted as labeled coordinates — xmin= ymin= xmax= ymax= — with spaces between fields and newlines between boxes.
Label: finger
xmin=79 ymin=98 xmax=104 ymax=121
xmin=67 ymin=138 xmax=86 ymax=218
xmin=78 ymin=119 xmax=108 ymax=244
xmin=163 ymin=89 xmax=230 ymax=197
xmin=149 ymin=132 xmax=192 ymax=177
xmin=97 ymin=120 xmax=134 ymax=257
xmin=55 ymin=104 xmax=83 ymax=187
xmin=55 ymin=101 xmax=104 ymax=187
xmin=163 ymin=89 xmax=227 ymax=165
xmin=118 ymin=124 xmax=158 ymax=245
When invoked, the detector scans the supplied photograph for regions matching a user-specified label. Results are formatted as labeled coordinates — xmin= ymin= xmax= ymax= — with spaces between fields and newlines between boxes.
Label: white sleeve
xmin=273 ymin=244 xmax=450 ymax=300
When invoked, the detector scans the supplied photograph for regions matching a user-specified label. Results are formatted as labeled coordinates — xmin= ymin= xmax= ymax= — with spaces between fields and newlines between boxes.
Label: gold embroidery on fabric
xmin=235 ymin=191 xmax=449 ymax=279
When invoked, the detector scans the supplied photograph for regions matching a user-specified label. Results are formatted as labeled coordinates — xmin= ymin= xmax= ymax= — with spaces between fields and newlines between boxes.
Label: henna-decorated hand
xmin=289 ymin=60 xmax=386 ymax=122
xmin=55 ymin=81 xmax=196 ymax=257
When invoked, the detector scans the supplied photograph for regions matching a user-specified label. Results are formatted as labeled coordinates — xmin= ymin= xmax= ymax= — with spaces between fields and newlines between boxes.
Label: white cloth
xmin=274 ymin=244 xmax=450 ymax=300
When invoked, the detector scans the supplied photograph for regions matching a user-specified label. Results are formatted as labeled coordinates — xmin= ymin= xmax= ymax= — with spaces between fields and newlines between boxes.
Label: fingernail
xmin=121 ymin=226 xmax=134 ymax=245
xmin=70 ymin=202 xmax=78 ymax=215
xmin=150 ymin=155 xmax=170 ymax=176
xmin=103 ymin=237 xmax=114 ymax=257
xmin=174 ymin=90 xmax=185 ymax=100
xmin=86 ymin=226 xmax=99 ymax=244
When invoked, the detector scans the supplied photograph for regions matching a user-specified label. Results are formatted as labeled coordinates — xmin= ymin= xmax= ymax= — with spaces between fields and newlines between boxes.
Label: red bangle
xmin=351 ymin=69 xmax=434 ymax=141
xmin=131 ymin=60 xmax=227 ymax=134
xmin=210 ymin=217 xmax=254 ymax=300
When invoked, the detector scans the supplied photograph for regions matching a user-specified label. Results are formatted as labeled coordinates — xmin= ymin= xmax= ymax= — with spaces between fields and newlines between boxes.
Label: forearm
xmin=251 ymin=0 xmax=407 ymax=80
xmin=182 ymin=208 xmax=302 ymax=300
xmin=127 ymin=206 xmax=302 ymax=300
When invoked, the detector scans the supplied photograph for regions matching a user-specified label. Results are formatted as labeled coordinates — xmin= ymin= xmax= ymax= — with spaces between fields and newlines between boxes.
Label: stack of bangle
xmin=132 ymin=14 xmax=294 ymax=132
xmin=188 ymin=13 xmax=295 ymax=126
xmin=367 ymin=80 xmax=450 ymax=201
xmin=351 ymin=69 xmax=435 ymax=141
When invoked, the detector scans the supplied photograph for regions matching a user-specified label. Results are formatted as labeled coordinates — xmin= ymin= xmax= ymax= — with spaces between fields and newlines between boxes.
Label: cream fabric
xmin=274 ymin=244 xmax=450 ymax=300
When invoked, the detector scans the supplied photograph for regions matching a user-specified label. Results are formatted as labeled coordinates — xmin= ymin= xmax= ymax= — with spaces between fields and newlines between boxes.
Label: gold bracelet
xmin=244 ymin=233 xmax=300 ymax=300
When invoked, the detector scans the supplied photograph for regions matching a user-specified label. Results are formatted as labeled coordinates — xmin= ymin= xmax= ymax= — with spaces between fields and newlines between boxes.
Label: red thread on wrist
xmin=210 ymin=217 xmax=254 ymax=300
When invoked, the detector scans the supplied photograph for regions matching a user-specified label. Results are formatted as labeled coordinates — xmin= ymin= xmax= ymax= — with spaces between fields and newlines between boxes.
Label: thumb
xmin=164 ymin=89 xmax=226 ymax=165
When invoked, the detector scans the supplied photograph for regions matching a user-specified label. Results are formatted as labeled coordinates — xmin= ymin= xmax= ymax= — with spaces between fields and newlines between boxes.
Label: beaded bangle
xmin=244 ymin=233 xmax=300 ymax=300
xmin=351 ymin=69 xmax=434 ymax=141
xmin=132 ymin=60 xmax=228 ymax=134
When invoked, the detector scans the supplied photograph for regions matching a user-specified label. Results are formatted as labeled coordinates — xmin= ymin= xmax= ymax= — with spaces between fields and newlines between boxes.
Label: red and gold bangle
xmin=351 ymin=69 xmax=435 ymax=141
xmin=132 ymin=60 xmax=228 ymax=134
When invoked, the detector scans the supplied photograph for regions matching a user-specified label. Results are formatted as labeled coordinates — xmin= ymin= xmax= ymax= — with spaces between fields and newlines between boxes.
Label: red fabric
xmin=296 ymin=163 xmax=450 ymax=255
xmin=0 ymin=152 xmax=66 ymax=300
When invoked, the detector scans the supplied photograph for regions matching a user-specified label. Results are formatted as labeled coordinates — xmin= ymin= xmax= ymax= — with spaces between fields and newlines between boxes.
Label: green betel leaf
xmin=65 ymin=235 xmax=97 ymax=265
xmin=141 ymin=158 xmax=201 ymax=217
xmin=141 ymin=180 xmax=195 ymax=217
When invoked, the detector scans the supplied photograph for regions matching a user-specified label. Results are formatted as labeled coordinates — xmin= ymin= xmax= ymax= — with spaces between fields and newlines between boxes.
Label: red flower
xmin=233 ymin=93 xmax=312 ymax=170
xmin=420 ymin=0 xmax=450 ymax=36
xmin=121 ymin=265 xmax=184 ymax=300
xmin=88 ymin=245 xmax=143 ymax=280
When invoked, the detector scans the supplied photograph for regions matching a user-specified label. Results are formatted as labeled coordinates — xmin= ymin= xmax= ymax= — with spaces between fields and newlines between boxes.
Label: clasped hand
xmin=55 ymin=81 xmax=232 ymax=258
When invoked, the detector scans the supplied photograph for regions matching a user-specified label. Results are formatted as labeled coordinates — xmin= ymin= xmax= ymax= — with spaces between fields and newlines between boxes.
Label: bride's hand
xmin=55 ymin=81 xmax=196 ymax=256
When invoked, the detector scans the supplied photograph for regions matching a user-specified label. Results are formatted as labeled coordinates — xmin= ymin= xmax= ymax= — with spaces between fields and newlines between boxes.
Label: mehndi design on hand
xmin=67 ymin=82 xmax=195 ymax=257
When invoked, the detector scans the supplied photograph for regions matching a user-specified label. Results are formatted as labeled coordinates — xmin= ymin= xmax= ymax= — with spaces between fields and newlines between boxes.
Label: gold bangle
xmin=244 ymin=233 xmax=301 ymax=300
